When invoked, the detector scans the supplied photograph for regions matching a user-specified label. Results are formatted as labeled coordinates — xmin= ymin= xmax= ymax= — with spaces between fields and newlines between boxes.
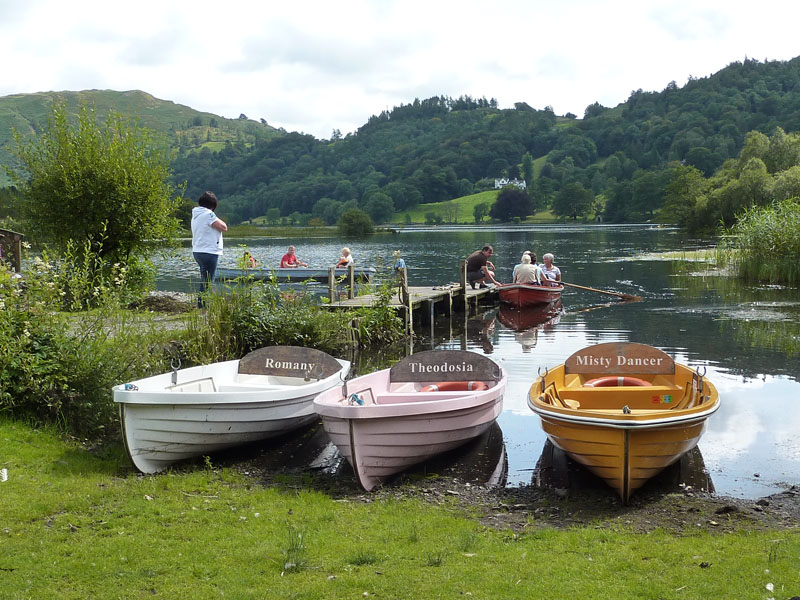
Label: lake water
xmin=156 ymin=225 xmax=800 ymax=499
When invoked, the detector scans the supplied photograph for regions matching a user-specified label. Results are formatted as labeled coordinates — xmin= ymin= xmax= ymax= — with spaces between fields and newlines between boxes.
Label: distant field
xmin=246 ymin=189 xmax=563 ymax=228
xmin=392 ymin=190 xmax=562 ymax=225
xmin=392 ymin=190 xmax=500 ymax=224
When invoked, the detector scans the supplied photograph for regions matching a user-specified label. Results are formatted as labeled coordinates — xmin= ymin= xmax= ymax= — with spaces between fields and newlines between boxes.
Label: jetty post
xmin=327 ymin=264 xmax=358 ymax=301
xmin=398 ymin=267 xmax=411 ymax=333
xmin=328 ymin=267 xmax=336 ymax=302
xmin=347 ymin=264 xmax=355 ymax=299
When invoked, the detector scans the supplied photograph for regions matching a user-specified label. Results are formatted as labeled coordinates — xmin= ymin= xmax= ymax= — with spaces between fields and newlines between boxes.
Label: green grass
xmin=392 ymin=190 xmax=556 ymax=225
xmin=225 ymin=224 xmax=337 ymax=238
xmin=393 ymin=190 xmax=500 ymax=224
xmin=532 ymin=155 xmax=547 ymax=178
xmin=391 ymin=191 xmax=564 ymax=225
xmin=2 ymin=417 xmax=799 ymax=599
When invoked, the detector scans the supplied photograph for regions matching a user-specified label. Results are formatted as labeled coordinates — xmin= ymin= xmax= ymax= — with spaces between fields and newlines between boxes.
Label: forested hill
xmin=0 ymin=89 xmax=279 ymax=187
xmin=5 ymin=57 xmax=800 ymax=226
xmin=169 ymin=56 xmax=800 ymax=225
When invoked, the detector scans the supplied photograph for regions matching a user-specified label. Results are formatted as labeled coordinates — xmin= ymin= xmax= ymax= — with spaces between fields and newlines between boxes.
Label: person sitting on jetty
xmin=336 ymin=247 xmax=354 ymax=268
xmin=465 ymin=244 xmax=501 ymax=289
xmin=393 ymin=249 xmax=406 ymax=271
xmin=280 ymin=245 xmax=308 ymax=268
xmin=540 ymin=253 xmax=562 ymax=286
xmin=243 ymin=251 xmax=258 ymax=268
xmin=513 ymin=253 xmax=542 ymax=285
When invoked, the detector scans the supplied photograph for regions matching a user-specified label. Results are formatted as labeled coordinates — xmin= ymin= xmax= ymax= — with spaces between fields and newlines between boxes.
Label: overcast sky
xmin=2 ymin=0 xmax=799 ymax=139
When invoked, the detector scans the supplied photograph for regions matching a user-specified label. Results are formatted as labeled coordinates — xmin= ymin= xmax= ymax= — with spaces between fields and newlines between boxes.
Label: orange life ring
xmin=421 ymin=381 xmax=489 ymax=392
xmin=583 ymin=376 xmax=651 ymax=388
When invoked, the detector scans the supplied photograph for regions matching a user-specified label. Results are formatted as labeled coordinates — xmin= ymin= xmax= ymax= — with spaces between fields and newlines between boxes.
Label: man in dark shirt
xmin=465 ymin=244 xmax=500 ymax=289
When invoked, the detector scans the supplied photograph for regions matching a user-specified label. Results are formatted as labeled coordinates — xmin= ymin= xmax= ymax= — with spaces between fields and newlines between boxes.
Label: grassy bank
xmin=224 ymin=224 xmax=335 ymax=238
xmin=2 ymin=417 xmax=798 ymax=599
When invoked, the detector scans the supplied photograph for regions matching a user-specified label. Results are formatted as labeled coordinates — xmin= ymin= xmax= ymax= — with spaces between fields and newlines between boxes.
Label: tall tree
xmin=337 ymin=208 xmax=374 ymax=237
xmin=9 ymin=102 xmax=181 ymax=262
xmin=489 ymin=187 xmax=532 ymax=221
xmin=661 ymin=164 xmax=706 ymax=226
xmin=361 ymin=191 xmax=394 ymax=224
xmin=552 ymin=182 xmax=594 ymax=221
xmin=521 ymin=152 xmax=534 ymax=185
xmin=473 ymin=202 xmax=490 ymax=223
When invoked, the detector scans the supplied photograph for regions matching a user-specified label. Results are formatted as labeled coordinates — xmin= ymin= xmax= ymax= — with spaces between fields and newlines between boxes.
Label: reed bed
xmin=719 ymin=199 xmax=800 ymax=284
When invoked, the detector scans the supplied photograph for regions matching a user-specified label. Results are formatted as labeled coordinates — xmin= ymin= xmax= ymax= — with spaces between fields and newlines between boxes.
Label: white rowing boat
xmin=113 ymin=346 xmax=350 ymax=473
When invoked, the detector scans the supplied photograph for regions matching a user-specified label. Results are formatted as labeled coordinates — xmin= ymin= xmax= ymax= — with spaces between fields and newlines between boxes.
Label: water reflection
xmin=497 ymin=301 xmax=562 ymax=329
xmin=532 ymin=441 xmax=715 ymax=498
xmin=152 ymin=226 xmax=800 ymax=499
xmin=466 ymin=309 xmax=497 ymax=354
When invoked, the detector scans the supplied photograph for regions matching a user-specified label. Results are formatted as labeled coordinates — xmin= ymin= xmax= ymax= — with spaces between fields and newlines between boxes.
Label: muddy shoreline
xmin=248 ymin=466 xmax=800 ymax=534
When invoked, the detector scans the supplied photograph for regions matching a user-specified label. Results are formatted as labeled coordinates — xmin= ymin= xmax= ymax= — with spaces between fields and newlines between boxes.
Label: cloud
xmin=3 ymin=0 xmax=800 ymax=138
xmin=651 ymin=8 xmax=731 ymax=42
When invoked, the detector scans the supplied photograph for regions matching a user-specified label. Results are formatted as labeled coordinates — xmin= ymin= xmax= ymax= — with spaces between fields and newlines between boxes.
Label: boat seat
xmin=217 ymin=383 xmax=298 ymax=392
xmin=168 ymin=377 xmax=216 ymax=393
xmin=373 ymin=391 xmax=474 ymax=405
xmin=558 ymin=384 xmax=683 ymax=410
xmin=580 ymin=408 xmax=676 ymax=415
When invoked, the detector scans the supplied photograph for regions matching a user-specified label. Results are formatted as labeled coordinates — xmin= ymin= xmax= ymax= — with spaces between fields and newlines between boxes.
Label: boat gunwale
xmin=527 ymin=400 xmax=720 ymax=429
xmin=314 ymin=375 xmax=508 ymax=420
xmin=113 ymin=360 xmax=350 ymax=405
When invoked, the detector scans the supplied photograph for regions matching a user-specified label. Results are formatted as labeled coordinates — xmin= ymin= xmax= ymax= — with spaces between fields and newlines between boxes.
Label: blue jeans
xmin=193 ymin=252 xmax=219 ymax=308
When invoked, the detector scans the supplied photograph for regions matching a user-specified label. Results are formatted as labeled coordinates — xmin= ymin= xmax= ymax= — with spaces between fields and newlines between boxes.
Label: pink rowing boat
xmin=313 ymin=350 xmax=507 ymax=491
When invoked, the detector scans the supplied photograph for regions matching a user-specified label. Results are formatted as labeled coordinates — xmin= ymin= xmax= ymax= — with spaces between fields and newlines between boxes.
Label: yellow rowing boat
xmin=528 ymin=342 xmax=720 ymax=502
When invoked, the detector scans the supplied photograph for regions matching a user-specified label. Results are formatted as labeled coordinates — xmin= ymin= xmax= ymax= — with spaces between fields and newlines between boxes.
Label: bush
xmin=720 ymin=198 xmax=800 ymax=284
xmin=0 ymin=253 xmax=406 ymax=440
xmin=9 ymin=102 xmax=182 ymax=263
xmin=0 ymin=271 xmax=176 ymax=437
xmin=337 ymin=208 xmax=374 ymax=237
xmin=182 ymin=275 xmax=406 ymax=366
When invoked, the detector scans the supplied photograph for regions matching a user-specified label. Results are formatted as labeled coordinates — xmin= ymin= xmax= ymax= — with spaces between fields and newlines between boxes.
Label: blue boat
xmin=215 ymin=266 xmax=377 ymax=284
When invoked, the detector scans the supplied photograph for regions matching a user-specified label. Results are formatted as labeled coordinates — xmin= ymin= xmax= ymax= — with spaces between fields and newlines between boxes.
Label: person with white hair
xmin=540 ymin=253 xmax=561 ymax=286
xmin=336 ymin=247 xmax=354 ymax=267
xmin=513 ymin=252 xmax=542 ymax=284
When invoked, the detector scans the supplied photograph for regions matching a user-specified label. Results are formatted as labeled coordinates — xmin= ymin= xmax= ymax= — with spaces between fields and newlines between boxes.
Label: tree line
xmin=168 ymin=57 xmax=800 ymax=231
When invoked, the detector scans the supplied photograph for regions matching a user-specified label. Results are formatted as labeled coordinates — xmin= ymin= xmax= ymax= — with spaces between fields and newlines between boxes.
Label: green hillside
xmin=393 ymin=190 xmax=499 ymax=224
xmin=0 ymin=89 xmax=281 ymax=186
xmin=6 ymin=57 xmax=800 ymax=233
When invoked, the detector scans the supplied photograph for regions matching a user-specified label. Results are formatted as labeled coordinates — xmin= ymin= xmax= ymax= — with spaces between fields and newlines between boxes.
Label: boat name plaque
xmin=565 ymin=342 xmax=675 ymax=375
xmin=390 ymin=349 xmax=501 ymax=382
xmin=238 ymin=346 xmax=342 ymax=379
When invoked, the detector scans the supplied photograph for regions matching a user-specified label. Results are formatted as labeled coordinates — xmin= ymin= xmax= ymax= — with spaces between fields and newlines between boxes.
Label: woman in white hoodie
xmin=191 ymin=191 xmax=227 ymax=308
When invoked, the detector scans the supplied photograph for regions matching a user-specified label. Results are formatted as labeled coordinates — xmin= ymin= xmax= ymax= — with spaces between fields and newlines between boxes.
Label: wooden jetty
xmin=323 ymin=262 xmax=498 ymax=331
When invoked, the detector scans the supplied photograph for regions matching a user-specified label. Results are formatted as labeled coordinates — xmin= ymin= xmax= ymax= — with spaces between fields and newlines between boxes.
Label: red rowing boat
xmin=498 ymin=283 xmax=563 ymax=308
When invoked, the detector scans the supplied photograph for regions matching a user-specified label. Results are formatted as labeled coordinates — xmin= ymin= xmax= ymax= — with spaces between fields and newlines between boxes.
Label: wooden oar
xmin=560 ymin=281 xmax=642 ymax=302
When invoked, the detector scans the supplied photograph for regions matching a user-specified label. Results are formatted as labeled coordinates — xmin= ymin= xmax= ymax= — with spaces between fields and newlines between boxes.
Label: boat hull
xmin=528 ymin=345 xmax=719 ymax=502
xmin=314 ymin=361 xmax=507 ymax=491
xmin=216 ymin=266 xmax=376 ymax=283
xmin=536 ymin=413 xmax=708 ymax=501
xmin=114 ymin=353 xmax=349 ymax=473
xmin=499 ymin=284 xmax=563 ymax=308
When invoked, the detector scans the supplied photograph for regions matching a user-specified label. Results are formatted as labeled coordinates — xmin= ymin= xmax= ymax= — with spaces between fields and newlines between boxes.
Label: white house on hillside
xmin=494 ymin=178 xmax=527 ymax=190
